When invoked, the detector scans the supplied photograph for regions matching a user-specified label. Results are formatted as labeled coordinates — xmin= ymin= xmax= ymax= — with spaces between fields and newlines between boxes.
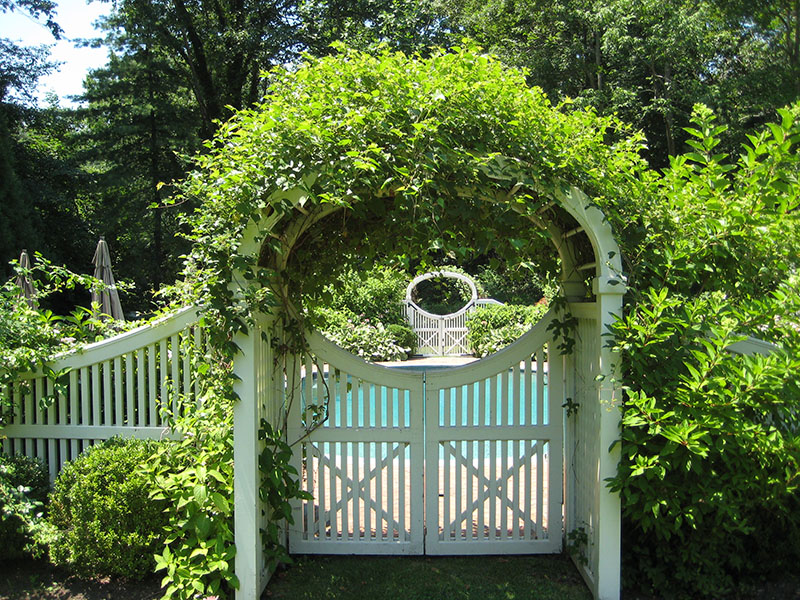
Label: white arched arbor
xmin=230 ymin=181 xmax=626 ymax=600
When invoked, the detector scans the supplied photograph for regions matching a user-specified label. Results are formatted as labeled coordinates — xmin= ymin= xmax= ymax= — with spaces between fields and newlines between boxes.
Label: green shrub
xmin=47 ymin=437 xmax=172 ymax=580
xmin=0 ymin=454 xmax=49 ymax=560
xmin=323 ymin=266 xmax=408 ymax=326
xmin=386 ymin=323 xmax=417 ymax=355
xmin=609 ymin=287 xmax=800 ymax=597
xmin=466 ymin=303 xmax=549 ymax=357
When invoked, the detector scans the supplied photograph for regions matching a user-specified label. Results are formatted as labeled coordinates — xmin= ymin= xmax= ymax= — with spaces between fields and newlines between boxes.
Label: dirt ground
xmin=0 ymin=559 xmax=162 ymax=600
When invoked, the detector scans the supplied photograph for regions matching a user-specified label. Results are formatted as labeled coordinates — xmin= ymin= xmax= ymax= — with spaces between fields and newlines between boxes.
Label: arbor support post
xmin=233 ymin=323 xmax=265 ymax=600
xmin=593 ymin=278 xmax=625 ymax=600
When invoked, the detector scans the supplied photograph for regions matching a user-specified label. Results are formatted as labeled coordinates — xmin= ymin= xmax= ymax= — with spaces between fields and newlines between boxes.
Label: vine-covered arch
xmin=179 ymin=46 xmax=645 ymax=600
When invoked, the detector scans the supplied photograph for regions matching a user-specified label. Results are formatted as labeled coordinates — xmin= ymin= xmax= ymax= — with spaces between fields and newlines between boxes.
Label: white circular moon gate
xmin=231 ymin=184 xmax=627 ymax=600
xmin=403 ymin=270 xmax=497 ymax=356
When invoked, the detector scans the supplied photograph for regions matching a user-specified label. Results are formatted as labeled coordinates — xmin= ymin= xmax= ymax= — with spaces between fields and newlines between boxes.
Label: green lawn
xmin=263 ymin=555 xmax=592 ymax=600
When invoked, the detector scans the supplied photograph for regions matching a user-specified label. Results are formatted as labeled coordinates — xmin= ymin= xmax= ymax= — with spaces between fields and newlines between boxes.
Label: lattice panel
xmin=298 ymin=441 xmax=413 ymax=543
xmin=434 ymin=440 xmax=550 ymax=543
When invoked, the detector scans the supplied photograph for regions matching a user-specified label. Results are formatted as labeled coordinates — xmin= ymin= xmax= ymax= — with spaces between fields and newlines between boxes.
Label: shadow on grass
xmin=263 ymin=555 xmax=592 ymax=600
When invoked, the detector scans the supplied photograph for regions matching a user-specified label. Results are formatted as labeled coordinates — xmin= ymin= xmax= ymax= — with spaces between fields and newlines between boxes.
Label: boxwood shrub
xmin=47 ymin=437 xmax=173 ymax=579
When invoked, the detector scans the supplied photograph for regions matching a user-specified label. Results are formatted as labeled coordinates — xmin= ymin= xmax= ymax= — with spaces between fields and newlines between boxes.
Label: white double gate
xmin=288 ymin=310 xmax=563 ymax=555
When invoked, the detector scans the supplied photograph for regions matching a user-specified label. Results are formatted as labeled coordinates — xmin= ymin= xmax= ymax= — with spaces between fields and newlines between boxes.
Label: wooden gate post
xmin=233 ymin=325 xmax=263 ymax=600
xmin=593 ymin=279 xmax=625 ymax=600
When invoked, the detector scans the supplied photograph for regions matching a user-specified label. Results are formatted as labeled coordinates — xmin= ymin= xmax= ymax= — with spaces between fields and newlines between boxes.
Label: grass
xmin=263 ymin=554 xmax=592 ymax=600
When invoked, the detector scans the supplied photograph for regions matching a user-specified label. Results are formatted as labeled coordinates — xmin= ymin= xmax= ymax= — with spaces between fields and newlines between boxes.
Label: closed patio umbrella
xmin=14 ymin=249 xmax=36 ymax=308
xmin=91 ymin=237 xmax=124 ymax=321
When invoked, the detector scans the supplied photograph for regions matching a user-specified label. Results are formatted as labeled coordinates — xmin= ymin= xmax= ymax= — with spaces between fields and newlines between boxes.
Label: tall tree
xmin=437 ymin=0 xmax=799 ymax=163
xmin=75 ymin=43 xmax=200 ymax=302
xmin=0 ymin=0 xmax=72 ymax=277
xmin=297 ymin=0 xmax=452 ymax=55
xmin=98 ymin=0 xmax=300 ymax=138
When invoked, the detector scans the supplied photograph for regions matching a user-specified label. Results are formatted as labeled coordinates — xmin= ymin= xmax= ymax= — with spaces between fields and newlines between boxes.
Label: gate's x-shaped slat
xmin=307 ymin=441 xmax=407 ymax=536
xmin=439 ymin=440 xmax=542 ymax=536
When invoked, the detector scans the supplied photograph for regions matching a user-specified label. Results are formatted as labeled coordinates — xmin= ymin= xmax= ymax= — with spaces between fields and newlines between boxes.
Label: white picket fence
xmin=1 ymin=307 xmax=203 ymax=481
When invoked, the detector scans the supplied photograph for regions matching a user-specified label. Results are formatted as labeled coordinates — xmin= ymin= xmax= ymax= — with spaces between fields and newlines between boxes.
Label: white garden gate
xmin=287 ymin=309 xmax=562 ymax=555
xmin=404 ymin=270 xmax=501 ymax=356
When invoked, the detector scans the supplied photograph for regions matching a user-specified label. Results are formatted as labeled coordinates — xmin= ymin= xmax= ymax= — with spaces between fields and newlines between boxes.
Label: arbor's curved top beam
xmin=235 ymin=179 xmax=626 ymax=303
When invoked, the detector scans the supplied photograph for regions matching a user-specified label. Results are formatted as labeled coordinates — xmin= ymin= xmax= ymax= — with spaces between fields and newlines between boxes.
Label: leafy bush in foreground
xmin=0 ymin=454 xmax=49 ymax=560
xmin=466 ymin=303 xmax=549 ymax=357
xmin=602 ymin=106 xmax=800 ymax=598
xmin=610 ymin=287 xmax=800 ymax=596
xmin=47 ymin=437 xmax=171 ymax=579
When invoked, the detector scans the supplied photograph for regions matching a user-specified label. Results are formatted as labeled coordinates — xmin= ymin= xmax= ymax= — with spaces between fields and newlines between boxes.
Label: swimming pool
xmin=302 ymin=364 xmax=549 ymax=430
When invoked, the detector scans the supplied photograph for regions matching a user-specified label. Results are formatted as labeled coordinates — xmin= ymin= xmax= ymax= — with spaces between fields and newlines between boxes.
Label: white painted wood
xmin=425 ymin=316 xmax=563 ymax=555
xmin=1 ymin=424 xmax=175 ymax=439
xmin=289 ymin=335 xmax=426 ymax=555
xmin=404 ymin=271 xmax=502 ymax=356
xmin=147 ymin=345 xmax=156 ymax=425
xmin=2 ymin=309 xmax=204 ymax=482
xmin=233 ymin=324 xmax=264 ymax=600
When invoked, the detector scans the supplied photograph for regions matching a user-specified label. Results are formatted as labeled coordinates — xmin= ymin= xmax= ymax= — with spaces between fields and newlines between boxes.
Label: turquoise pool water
xmin=302 ymin=366 xmax=548 ymax=429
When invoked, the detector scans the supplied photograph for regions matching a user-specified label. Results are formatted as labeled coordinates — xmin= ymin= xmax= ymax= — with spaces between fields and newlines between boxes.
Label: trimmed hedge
xmin=47 ymin=437 xmax=172 ymax=580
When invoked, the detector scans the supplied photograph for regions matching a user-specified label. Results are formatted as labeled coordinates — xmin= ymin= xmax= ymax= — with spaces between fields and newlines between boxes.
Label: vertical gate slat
xmin=58 ymin=377 xmax=67 ymax=472
xmin=512 ymin=440 xmax=520 ymax=540
xmin=24 ymin=379 xmax=33 ymax=457
xmin=13 ymin=384 xmax=22 ymax=455
xmin=193 ymin=328 xmax=202 ymax=404
xmin=125 ymin=354 xmax=134 ymax=426
xmin=386 ymin=441 xmax=395 ymax=541
xmin=353 ymin=441 xmax=361 ymax=540
xmin=147 ymin=345 xmax=157 ymax=426
xmin=342 ymin=441 xmax=350 ymax=540
xmin=455 ymin=389 xmax=463 ymax=540
xmin=91 ymin=364 xmax=100 ymax=426
xmin=332 ymin=441 xmax=341 ymax=539
xmin=182 ymin=330 xmax=191 ymax=410
xmin=103 ymin=360 xmax=112 ymax=427
xmin=80 ymin=367 xmax=90 ymax=452
xmin=160 ymin=338 xmax=168 ymax=421
xmin=526 ymin=356 xmax=533 ymax=425
xmin=171 ymin=333 xmax=180 ymax=415
xmin=536 ymin=442 xmax=544 ymax=540
xmin=376 ymin=440 xmax=384 ymax=540
xmin=136 ymin=349 xmax=145 ymax=426
xmin=69 ymin=371 xmax=78 ymax=460
xmin=537 ymin=349 xmax=545 ymax=426
xmin=317 ymin=443 xmax=325 ymax=541
xmin=363 ymin=440 xmax=371 ymax=541
xmin=35 ymin=378 xmax=45 ymax=461
xmin=114 ymin=356 xmax=123 ymax=427
xmin=45 ymin=379 xmax=56 ymax=479
xmin=398 ymin=434 xmax=406 ymax=542
xmin=524 ymin=440 xmax=533 ymax=540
